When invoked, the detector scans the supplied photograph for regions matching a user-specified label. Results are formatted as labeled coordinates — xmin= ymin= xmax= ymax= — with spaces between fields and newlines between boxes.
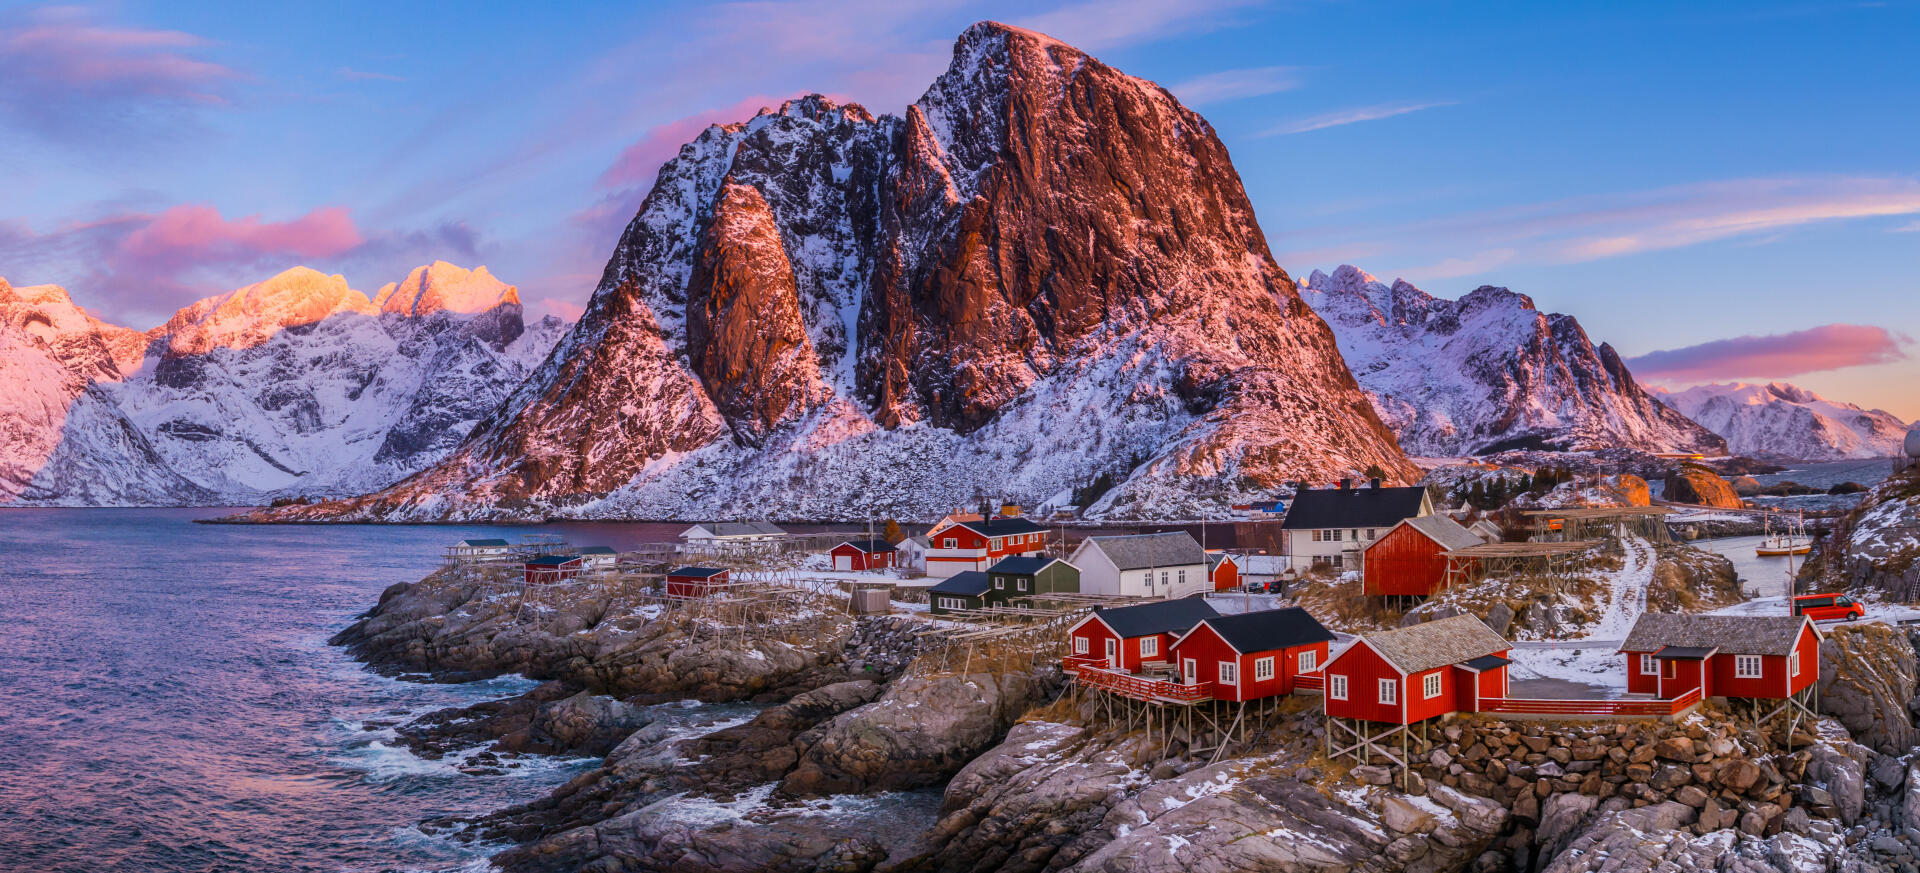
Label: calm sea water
xmin=0 ymin=509 xmax=737 ymax=873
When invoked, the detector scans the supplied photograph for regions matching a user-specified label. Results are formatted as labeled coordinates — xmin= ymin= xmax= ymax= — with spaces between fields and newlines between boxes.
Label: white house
xmin=451 ymin=538 xmax=513 ymax=563
xmin=894 ymin=535 xmax=931 ymax=571
xmin=575 ymin=545 xmax=617 ymax=571
xmin=1070 ymin=531 xmax=1211 ymax=599
xmin=681 ymin=521 xmax=787 ymax=542
xmin=1280 ymin=480 xmax=1433 ymax=570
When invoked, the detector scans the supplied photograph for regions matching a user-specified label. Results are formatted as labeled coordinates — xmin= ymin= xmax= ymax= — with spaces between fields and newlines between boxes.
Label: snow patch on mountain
xmin=1658 ymin=381 xmax=1910 ymax=460
xmin=1300 ymin=265 xmax=1725 ymax=458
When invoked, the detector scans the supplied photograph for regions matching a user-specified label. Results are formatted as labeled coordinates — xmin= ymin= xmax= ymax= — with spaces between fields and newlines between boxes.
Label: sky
xmin=1 ymin=0 xmax=1916 ymax=419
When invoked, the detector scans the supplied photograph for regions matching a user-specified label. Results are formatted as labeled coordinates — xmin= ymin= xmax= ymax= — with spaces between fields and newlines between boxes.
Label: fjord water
xmin=0 ymin=509 xmax=689 ymax=872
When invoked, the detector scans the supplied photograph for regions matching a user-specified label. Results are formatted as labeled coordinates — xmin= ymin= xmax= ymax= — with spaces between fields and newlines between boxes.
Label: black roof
xmin=1093 ymin=598 xmax=1219 ymax=638
xmin=526 ymin=554 xmax=580 ymax=566
xmin=949 ymin=516 xmax=1049 ymax=536
xmin=1194 ymin=607 xmax=1335 ymax=654
xmin=1462 ymin=654 xmax=1511 ymax=672
xmin=837 ymin=539 xmax=896 ymax=553
xmin=669 ymin=566 xmax=728 ymax=578
xmin=1654 ymin=645 xmax=1715 ymax=661
xmin=1279 ymin=485 xmax=1428 ymax=530
xmin=929 ymin=571 xmax=991 ymax=596
xmin=576 ymin=545 xmax=616 ymax=555
xmin=988 ymin=556 xmax=1058 ymax=575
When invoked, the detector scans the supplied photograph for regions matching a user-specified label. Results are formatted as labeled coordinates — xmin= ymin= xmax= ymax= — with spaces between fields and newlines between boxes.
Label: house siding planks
xmin=1069 ymin=618 xmax=1124 ymax=669
xmin=1788 ymin=623 xmax=1819 ymax=696
xmin=1362 ymin=521 xmax=1452 ymax=597
xmin=1323 ymin=640 xmax=1407 ymax=724
xmin=1623 ymin=651 xmax=1660 ymax=696
xmin=1212 ymin=558 xmax=1240 ymax=592
xmin=1475 ymin=663 xmax=1507 ymax=705
xmin=830 ymin=543 xmax=893 ymax=571
xmin=925 ymin=522 xmax=1048 ymax=578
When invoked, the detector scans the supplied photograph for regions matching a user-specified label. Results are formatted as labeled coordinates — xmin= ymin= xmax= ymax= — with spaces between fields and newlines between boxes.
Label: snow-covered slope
xmin=1659 ymin=381 xmax=1910 ymax=460
xmin=1300 ymin=265 xmax=1725 ymax=458
xmin=261 ymin=21 xmax=1416 ymax=524
xmin=0 ymin=265 xmax=565 ymax=505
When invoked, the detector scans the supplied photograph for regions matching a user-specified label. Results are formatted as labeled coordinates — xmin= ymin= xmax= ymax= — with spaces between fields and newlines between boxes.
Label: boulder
xmin=1904 ymin=762 xmax=1920 ymax=834
xmin=1380 ymin=795 xmax=1436 ymax=834
xmin=525 ymin=691 xmax=651 ymax=757
xmin=1483 ymin=602 xmax=1515 ymax=637
xmin=1807 ymin=741 xmax=1868 ymax=825
xmin=1817 ymin=624 xmax=1920 ymax=756
xmin=1611 ymin=474 xmax=1652 ymax=506
xmin=1535 ymin=792 xmax=1599 ymax=863
xmin=1663 ymin=466 xmax=1742 ymax=508
xmin=1730 ymin=475 xmax=1763 ymax=497
xmin=1716 ymin=758 xmax=1762 ymax=793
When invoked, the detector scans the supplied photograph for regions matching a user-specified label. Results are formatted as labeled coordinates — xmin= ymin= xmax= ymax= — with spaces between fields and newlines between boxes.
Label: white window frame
xmin=1639 ymin=654 xmax=1656 ymax=675
xmin=1140 ymin=636 xmax=1159 ymax=658
xmin=991 ymin=537 xmax=1003 ymax=550
xmin=1735 ymin=655 xmax=1763 ymax=679
xmin=1177 ymin=569 xmax=1186 ymax=587
xmin=1790 ymin=651 xmax=1801 ymax=677
xmin=1219 ymin=662 xmax=1238 ymax=684
xmin=1254 ymin=657 xmax=1275 ymax=681
xmin=1378 ymin=678 xmax=1398 ymax=705
xmin=1298 ymin=650 xmax=1316 ymax=672
xmin=1017 ymin=578 xmax=1029 ymax=592
xmin=1160 ymin=571 xmax=1169 ymax=587
xmin=1331 ymin=529 xmax=1343 ymax=542
xmin=1423 ymin=672 xmax=1443 ymax=700
xmin=993 ymin=576 xmax=1005 ymax=589
xmin=943 ymin=538 xmax=956 ymax=549
xmin=1312 ymin=529 xmax=1323 ymax=542
xmin=1368 ymin=528 xmax=1377 ymax=540
xmin=1331 ymin=555 xmax=1344 ymax=569
xmin=1329 ymin=674 xmax=1348 ymax=700
xmin=1074 ymin=636 xmax=1089 ymax=654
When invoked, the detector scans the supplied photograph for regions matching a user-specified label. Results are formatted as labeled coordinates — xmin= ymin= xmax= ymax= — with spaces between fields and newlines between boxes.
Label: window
xmin=1017 ymin=579 xmax=1029 ymax=592
xmin=1160 ymin=571 xmax=1169 ymax=588
xmin=1329 ymin=674 xmax=1348 ymax=700
xmin=943 ymin=538 xmax=956 ymax=549
xmin=1312 ymin=556 xmax=1331 ymax=568
xmin=1423 ymin=673 xmax=1443 ymax=699
xmin=1331 ymin=555 xmax=1344 ymax=569
xmin=1176 ymin=569 xmax=1186 ymax=588
xmin=1254 ymin=657 xmax=1274 ymax=681
xmin=994 ymin=576 xmax=1005 ymax=589
xmin=1351 ymin=529 xmax=1360 ymax=541
xmin=1140 ymin=637 xmax=1159 ymax=657
xmin=1219 ymin=662 xmax=1238 ymax=684
xmin=991 ymin=537 xmax=1003 ymax=550
xmin=1790 ymin=652 xmax=1801 ymax=677
xmin=1639 ymin=654 xmax=1656 ymax=675
xmin=1378 ymin=678 xmax=1398 ymax=705
xmin=1298 ymin=650 xmax=1317 ymax=672
xmin=1367 ymin=528 xmax=1377 ymax=540
xmin=1735 ymin=655 xmax=1763 ymax=679
xmin=1074 ymin=637 xmax=1089 ymax=654
xmin=1312 ymin=530 xmax=1323 ymax=542
xmin=1331 ymin=529 xmax=1343 ymax=542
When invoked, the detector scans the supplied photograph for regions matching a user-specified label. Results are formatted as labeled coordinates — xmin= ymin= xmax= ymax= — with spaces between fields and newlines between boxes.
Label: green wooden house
xmin=928 ymin=571 xmax=991 ymax=615
xmin=987 ymin=556 xmax=1080 ymax=605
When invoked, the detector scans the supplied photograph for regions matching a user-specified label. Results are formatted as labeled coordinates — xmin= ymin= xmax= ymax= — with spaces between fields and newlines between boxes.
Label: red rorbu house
xmin=1207 ymin=553 xmax=1241 ymax=592
xmin=665 ymin=566 xmax=731 ymax=598
xmin=1066 ymin=598 xmax=1220 ymax=673
xmin=523 ymin=554 xmax=583 ymax=585
xmin=1361 ymin=515 xmax=1486 ymax=602
xmin=924 ymin=516 xmax=1050 ymax=579
xmin=1620 ymin=614 xmax=1820 ymax=712
xmin=1322 ymin=614 xmax=1512 ymax=726
xmin=1167 ymin=607 xmax=1335 ymax=701
xmin=830 ymin=539 xmax=896 ymax=571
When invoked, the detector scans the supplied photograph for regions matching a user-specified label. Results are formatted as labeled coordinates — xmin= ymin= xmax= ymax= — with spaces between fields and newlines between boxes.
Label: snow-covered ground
xmin=1504 ymin=536 xmax=1654 ymax=696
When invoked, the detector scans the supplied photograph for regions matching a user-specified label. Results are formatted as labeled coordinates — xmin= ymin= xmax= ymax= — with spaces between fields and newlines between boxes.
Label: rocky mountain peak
xmin=158 ymin=266 xmax=372 ymax=358
xmin=374 ymin=261 xmax=520 ymax=318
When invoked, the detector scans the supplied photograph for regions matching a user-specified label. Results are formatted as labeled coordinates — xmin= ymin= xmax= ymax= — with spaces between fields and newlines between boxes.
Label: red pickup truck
xmin=1791 ymin=593 xmax=1865 ymax=622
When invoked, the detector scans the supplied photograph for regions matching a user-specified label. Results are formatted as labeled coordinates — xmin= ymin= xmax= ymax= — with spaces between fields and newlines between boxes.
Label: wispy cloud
xmin=1893 ymin=219 xmax=1920 ymax=232
xmin=1262 ymin=100 xmax=1456 ymax=136
xmin=1168 ymin=65 xmax=1300 ymax=105
xmin=1626 ymin=324 xmax=1911 ymax=383
xmin=0 ymin=6 xmax=242 ymax=140
xmin=338 ymin=67 xmax=404 ymax=82
xmin=1396 ymin=248 xmax=1518 ymax=281
xmin=597 ymin=95 xmax=788 ymax=190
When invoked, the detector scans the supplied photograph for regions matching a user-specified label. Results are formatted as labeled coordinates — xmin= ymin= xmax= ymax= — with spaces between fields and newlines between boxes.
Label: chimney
xmin=1339 ymin=478 xmax=1352 ymax=491
xmin=1370 ymin=477 xmax=1383 ymax=489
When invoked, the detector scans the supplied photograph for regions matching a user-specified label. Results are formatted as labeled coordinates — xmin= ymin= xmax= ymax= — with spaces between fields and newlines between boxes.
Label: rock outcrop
xmin=1804 ymin=468 xmax=1920 ymax=600
xmin=1816 ymin=623 xmax=1920 ymax=756
xmin=1663 ymin=465 xmax=1743 ymax=508
xmin=247 ymin=20 xmax=1416 ymax=524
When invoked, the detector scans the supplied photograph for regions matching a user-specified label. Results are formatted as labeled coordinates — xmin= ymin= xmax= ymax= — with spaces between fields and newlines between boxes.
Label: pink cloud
xmin=597 ymin=95 xmax=785 ymax=190
xmin=118 ymin=205 xmax=364 ymax=268
xmin=0 ymin=9 xmax=239 ymax=103
xmin=1627 ymin=324 xmax=1911 ymax=384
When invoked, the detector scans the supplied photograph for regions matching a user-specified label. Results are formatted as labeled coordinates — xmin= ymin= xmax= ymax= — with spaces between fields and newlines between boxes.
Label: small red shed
xmin=1362 ymin=515 xmax=1484 ymax=599
xmin=1322 ymin=614 xmax=1511 ymax=725
xmin=1207 ymin=553 xmax=1241 ymax=592
xmin=666 ymin=566 xmax=731 ymax=598
xmin=830 ymin=539 xmax=896 ymax=571
xmin=1620 ymin=614 xmax=1820 ymax=701
xmin=524 ymin=554 xmax=583 ymax=585
xmin=1066 ymin=598 xmax=1219 ymax=672
xmin=1168 ymin=607 xmax=1335 ymax=701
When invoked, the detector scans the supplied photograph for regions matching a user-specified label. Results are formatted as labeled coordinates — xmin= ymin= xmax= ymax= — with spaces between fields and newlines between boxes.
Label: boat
xmin=1755 ymin=516 xmax=1811 ymax=556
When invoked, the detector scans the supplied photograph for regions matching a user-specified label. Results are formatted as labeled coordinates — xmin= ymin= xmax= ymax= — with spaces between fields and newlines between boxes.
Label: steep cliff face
xmin=1302 ymin=265 xmax=1725 ymax=458
xmin=1661 ymin=381 xmax=1910 ymax=461
xmin=273 ymin=21 xmax=1414 ymax=523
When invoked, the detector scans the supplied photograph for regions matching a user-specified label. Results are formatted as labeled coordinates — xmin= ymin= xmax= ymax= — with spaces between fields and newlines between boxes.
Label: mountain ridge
xmin=1659 ymin=380 xmax=1910 ymax=460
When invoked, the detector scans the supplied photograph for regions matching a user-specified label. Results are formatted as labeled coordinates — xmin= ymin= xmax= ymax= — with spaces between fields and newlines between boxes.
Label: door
xmin=834 ymin=555 xmax=853 ymax=571
xmin=1104 ymin=639 xmax=1117 ymax=668
xmin=1183 ymin=658 xmax=1197 ymax=685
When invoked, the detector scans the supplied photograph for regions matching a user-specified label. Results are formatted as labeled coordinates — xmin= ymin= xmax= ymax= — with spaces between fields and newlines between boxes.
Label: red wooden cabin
xmin=1207 ymin=554 xmax=1241 ymax=592
xmin=1168 ymin=607 xmax=1335 ymax=702
xmin=830 ymin=540 xmax=895 ymax=571
xmin=666 ymin=566 xmax=731 ymax=598
xmin=523 ymin=554 xmax=583 ymax=585
xmin=1362 ymin=515 xmax=1484 ymax=599
xmin=1322 ymin=615 xmax=1511 ymax=724
xmin=1620 ymin=614 xmax=1820 ymax=701
xmin=1065 ymin=598 xmax=1218 ymax=672
xmin=925 ymin=516 xmax=1049 ymax=578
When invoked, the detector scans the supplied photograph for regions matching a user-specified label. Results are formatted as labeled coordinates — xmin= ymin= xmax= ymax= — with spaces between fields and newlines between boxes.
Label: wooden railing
xmin=1293 ymin=672 xmax=1324 ymax=691
xmin=1478 ymin=686 xmax=1703 ymax=718
xmin=1068 ymin=661 xmax=1214 ymax=703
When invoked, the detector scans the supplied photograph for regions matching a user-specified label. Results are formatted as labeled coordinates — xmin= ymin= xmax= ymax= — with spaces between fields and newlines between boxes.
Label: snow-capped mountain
xmin=1659 ymin=381 xmax=1910 ymax=460
xmin=0 ymin=263 xmax=565 ymax=505
xmin=263 ymin=21 xmax=1415 ymax=523
xmin=1300 ymin=265 xmax=1725 ymax=458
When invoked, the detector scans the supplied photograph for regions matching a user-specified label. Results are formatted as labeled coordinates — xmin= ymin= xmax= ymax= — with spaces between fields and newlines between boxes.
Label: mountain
xmin=0 ymin=264 xmax=565 ymax=505
xmin=264 ymin=21 xmax=1416 ymax=523
xmin=1659 ymin=381 xmax=1910 ymax=460
xmin=1300 ymin=265 xmax=1725 ymax=458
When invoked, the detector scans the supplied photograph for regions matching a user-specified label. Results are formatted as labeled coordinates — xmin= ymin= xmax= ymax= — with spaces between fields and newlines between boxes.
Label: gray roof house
xmin=1070 ymin=531 xmax=1212 ymax=599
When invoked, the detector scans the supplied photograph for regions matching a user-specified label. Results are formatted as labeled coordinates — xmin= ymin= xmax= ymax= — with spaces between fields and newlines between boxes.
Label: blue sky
xmin=2 ymin=0 xmax=1915 ymax=418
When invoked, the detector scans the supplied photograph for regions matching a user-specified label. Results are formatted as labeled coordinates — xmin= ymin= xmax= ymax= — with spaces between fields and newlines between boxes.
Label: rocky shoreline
xmin=338 ymin=562 xmax=1920 ymax=872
